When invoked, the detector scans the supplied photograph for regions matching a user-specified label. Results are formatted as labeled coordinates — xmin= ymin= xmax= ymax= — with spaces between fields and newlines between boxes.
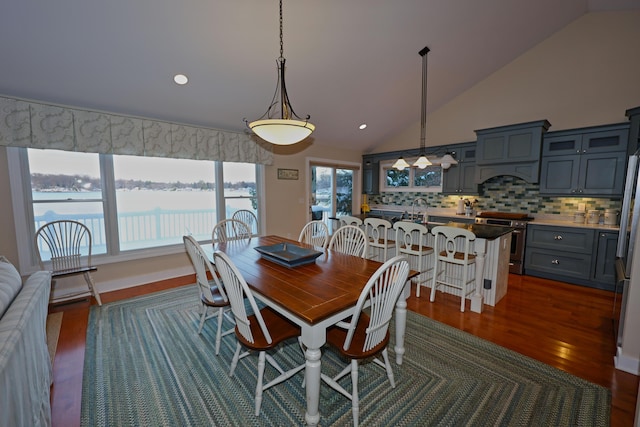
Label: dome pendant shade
xmin=413 ymin=155 xmax=432 ymax=169
xmin=392 ymin=157 xmax=411 ymax=170
xmin=249 ymin=119 xmax=315 ymax=145
xmin=245 ymin=0 xmax=314 ymax=145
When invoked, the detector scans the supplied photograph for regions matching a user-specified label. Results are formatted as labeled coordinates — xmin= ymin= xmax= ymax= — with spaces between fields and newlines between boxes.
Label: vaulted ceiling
xmin=1 ymin=0 xmax=638 ymax=152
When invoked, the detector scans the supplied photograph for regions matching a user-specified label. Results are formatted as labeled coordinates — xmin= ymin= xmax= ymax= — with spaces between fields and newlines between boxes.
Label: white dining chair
xmin=34 ymin=220 xmax=102 ymax=306
xmin=213 ymin=251 xmax=305 ymax=417
xmin=321 ymin=255 xmax=410 ymax=427
xmin=363 ymin=217 xmax=395 ymax=262
xmin=430 ymin=225 xmax=476 ymax=312
xmin=393 ymin=221 xmax=434 ymax=298
xmin=232 ymin=209 xmax=258 ymax=235
xmin=338 ymin=215 xmax=363 ymax=228
xmin=328 ymin=225 xmax=368 ymax=258
xmin=212 ymin=218 xmax=252 ymax=243
xmin=298 ymin=220 xmax=330 ymax=250
xmin=183 ymin=235 xmax=235 ymax=354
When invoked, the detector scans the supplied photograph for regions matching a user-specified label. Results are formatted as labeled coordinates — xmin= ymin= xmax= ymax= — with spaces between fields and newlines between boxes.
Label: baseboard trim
xmin=615 ymin=346 xmax=640 ymax=375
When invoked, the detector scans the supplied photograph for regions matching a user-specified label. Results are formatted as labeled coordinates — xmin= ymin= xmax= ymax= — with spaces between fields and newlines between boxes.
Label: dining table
xmin=212 ymin=235 xmax=418 ymax=427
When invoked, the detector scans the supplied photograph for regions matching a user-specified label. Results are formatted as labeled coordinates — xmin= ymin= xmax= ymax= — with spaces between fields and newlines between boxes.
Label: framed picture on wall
xmin=277 ymin=168 xmax=299 ymax=180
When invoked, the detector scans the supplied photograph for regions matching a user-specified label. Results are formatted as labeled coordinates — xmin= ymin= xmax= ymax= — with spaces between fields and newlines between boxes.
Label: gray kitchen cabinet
xmin=539 ymin=123 xmax=630 ymax=197
xmin=593 ymin=231 xmax=618 ymax=285
xmin=441 ymin=143 xmax=480 ymax=195
xmin=474 ymin=120 xmax=551 ymax=183
xmin=524 ymin=224 xmax=617 ymax=291
xmin=362 ymin=154 xmax=380 ymax=195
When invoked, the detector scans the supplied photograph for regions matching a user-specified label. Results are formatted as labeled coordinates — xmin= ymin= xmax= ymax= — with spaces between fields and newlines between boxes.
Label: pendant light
xmin=413 ymin=46 xmax=432 ymax=169
xmin=393 ymin=47 xmax=432 ymax=170
xmin=245 ymin=0 xmax=315 ymax=145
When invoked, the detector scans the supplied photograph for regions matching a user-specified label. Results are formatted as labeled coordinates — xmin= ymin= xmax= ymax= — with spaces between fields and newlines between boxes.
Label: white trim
xmin=615 ymin=346 xmax=640 ymax=375
xmin=7 ymin=147 xmax=33 ymax=272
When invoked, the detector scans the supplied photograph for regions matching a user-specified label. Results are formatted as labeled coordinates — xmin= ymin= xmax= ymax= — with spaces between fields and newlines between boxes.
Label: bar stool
xmin=363 ymin=217 xmax=395 ymax=261
xmin=430 ymin=225 xmax=476 ymax=312
xmin=393 ymin=221 xmax=434 ymax=298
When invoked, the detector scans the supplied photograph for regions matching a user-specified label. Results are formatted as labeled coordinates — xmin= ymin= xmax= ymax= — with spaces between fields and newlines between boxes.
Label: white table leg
xmin=303 ymin=346 xmax=322 ymax=426
xmin=470 ymin=238 xmax=486 ymax=313
xmin=394 ymin=280 xmax=410 ymax=365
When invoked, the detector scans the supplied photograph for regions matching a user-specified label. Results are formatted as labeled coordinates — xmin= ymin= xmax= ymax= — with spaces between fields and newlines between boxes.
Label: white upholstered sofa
xmin=0 ymin=256 xmax=52 ymax=427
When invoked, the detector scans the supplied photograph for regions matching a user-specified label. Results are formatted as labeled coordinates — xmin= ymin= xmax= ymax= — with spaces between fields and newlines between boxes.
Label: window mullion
xmin=100 ymin=154 xmax=120 ymax=255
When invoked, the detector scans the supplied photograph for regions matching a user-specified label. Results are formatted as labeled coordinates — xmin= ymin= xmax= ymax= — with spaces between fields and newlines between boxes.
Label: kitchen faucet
xmin=411 ymin=197 xmax=428 ymax=222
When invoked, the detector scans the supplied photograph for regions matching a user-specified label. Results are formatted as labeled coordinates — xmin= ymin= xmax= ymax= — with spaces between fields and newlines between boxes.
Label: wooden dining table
xmin=212 ymin=235 xmax=417 ymax=427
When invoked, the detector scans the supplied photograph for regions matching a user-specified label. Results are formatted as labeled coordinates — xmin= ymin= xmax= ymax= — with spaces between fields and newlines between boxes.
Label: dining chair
xmin=183 ymin=235 xmax=235 ymax=354
xmin=321 ymin=255 xmax=410 ymax=427
xmin=34 ymin=220 xmax=102 ymax=306
xmin=393 ymin=221 xmax=434 ymax=298
xmin=338 ymin=215 xmax=363 ymax=228
xmin=232 ymin=209 xmax=258 ymax=235
xmin=328 ymin=225 xmax=368 ymax=258
xmin=430 ymin=225 xmax=476 ymax=312
xmin=363 ymin=217 xmax=395 ymax=262
xmin=213 ymin=251 xmax=305 ymax=417
xmin=212 ymin=218 xmax=252 ymax=243
xmin=298 ymin=220 xmax=330 ymax=250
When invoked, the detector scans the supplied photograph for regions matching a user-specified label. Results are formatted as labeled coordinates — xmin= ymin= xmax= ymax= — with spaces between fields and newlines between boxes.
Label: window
xmin=11 ymin=147 xmax=262 ymax=269
xmin=380 ymin=161 xmax=442 ymax=192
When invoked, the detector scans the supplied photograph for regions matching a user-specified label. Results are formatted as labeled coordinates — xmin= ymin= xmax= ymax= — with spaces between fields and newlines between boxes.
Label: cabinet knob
xmin=551 ymin=259 xmax=560 ymax=265
xmin=582 ymin=149 xmax=587 ymax=154
xmin=554 ymin=235 xmax=563 ymax=240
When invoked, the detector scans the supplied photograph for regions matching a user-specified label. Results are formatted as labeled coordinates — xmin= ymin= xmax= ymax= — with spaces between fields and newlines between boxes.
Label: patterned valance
xmin=0 ymin=96 xmax=273 ymax=165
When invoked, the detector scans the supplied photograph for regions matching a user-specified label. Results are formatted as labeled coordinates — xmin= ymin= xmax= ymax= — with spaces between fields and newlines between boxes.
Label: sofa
xmin=0 ymin=256 xmax=52 ymax=427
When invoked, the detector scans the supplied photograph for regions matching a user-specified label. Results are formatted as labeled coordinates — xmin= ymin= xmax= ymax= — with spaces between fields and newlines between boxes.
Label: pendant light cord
xmin=279 ymin=0 xmax=284 ymax=60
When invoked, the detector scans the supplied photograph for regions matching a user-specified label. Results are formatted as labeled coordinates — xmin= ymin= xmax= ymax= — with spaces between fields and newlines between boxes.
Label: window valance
xmin=0 ymin=96 xmax=273 ymax=165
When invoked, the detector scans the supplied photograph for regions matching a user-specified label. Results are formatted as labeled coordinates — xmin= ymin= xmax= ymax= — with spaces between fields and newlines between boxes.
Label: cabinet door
xmin=459 ymin=162 xmax=478 ymax=194
xmin=362 ymin=158 xmax=379 ymax=195
xmin=524 ymin=248 xmax=592 ymax=280
xmin=578 ymin=152 xmax=626 ymax=196
xmin=539 ymin=155 xmax=581 ymax=195
xmin=477 ymin=129 xmax=539 ymax=164
xmin=441 ymin=167 xmax=461 ymax=194
xmin=582 ymin=128 xmax=629 ymax=155
xmin=593 ymin=231 xmax=618 ymax=288
xmin=542 ymin=134 xmax=582 ymax=157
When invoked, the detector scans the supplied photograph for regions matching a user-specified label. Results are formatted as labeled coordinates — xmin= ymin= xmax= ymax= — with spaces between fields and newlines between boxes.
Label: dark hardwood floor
xmin=49 ymin=273 xmax=639 ymax=426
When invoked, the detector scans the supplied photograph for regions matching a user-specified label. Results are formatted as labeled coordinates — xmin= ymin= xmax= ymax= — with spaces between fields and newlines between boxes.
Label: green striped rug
xmin=81 ymin=285 xmax=610 ymax=426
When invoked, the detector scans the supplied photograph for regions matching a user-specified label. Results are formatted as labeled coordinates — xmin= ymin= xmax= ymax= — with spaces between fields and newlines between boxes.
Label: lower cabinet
xmin=524 ymin=224 xmax=618 ymax=291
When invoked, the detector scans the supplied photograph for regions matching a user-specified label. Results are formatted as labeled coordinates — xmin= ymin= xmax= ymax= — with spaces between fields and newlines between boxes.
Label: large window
xmin=380 ymin=161 xmax=442 ymax=192
xmin=13 ymin=147 xmax=262 ymax=268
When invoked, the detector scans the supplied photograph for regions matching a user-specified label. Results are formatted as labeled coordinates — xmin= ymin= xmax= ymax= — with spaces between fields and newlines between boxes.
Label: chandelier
xmin=245 ymin=0 xmax=315 ymax=145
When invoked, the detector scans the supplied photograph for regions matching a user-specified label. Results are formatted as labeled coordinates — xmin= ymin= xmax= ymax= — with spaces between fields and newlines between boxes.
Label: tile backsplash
xmin=368 ymin=176 xmax=621 ymax=214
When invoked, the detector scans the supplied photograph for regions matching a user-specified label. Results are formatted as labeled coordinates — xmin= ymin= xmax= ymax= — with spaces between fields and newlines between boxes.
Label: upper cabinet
xmin=539 ymin=123 xmax=630 ymax=197
xmin=474 ymin=120 xmax=551 ymax=184
xmin=362 ymin=154 xmax=381 ymax=195
xmin=441 ymin=142 xmax=480 ymax=195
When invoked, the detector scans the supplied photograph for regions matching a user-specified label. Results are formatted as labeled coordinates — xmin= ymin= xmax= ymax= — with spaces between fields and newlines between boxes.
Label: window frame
xmin=7 ymin=147 xmax=264 ymax=274
xmin=379 ymin=160 xmax=443 ymax=193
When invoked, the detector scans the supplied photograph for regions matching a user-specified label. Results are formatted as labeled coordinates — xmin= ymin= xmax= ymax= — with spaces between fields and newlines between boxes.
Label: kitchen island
xmin=439 ymin=222 xmax=513 ymax=313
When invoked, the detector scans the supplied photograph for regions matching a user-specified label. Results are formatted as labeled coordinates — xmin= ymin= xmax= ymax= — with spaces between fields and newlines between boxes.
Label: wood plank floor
xmin=49 ymin=273 xmax=639 ymax=426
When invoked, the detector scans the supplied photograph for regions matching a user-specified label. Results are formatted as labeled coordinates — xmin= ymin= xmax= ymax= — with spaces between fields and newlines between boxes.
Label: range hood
xmin=474 ymin=120 xmax=551 ymax=184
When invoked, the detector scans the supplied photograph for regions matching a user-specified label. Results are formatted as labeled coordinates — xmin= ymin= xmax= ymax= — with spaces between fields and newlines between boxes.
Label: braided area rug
xmin=81 ymin=285 xmax=610 ymax=426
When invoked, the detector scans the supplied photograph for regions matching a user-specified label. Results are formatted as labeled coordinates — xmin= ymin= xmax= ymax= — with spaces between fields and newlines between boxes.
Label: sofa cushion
xmin=0 ymin=256 xmax=23 ymax=319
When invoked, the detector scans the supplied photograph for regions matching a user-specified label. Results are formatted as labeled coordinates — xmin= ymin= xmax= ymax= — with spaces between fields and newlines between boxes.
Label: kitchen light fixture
xmin=245 ymin=0 xmax=314 ymax=145
xmin=439 ymin=153 xmax=458 ymax=169
xmin=394 ymin=46 xmax=456 ymax=171
xmin=413 ymin=46 xmax=432 ymax=169
xmin=173 ymin=74 xmax=188 ymax=85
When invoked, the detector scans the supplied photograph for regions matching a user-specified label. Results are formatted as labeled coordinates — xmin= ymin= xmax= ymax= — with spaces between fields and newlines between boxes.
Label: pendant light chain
xmin=279 ymin=0 xmax=284 ymax=60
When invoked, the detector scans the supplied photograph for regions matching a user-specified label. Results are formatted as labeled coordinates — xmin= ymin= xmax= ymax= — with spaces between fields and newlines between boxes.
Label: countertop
xmin=365 ymin=205 xmax=621 ymax=232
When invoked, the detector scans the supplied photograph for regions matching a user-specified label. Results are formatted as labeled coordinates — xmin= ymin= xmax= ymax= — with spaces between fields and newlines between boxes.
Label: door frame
xmin=305 ymin=157 xmax=362 ymax=223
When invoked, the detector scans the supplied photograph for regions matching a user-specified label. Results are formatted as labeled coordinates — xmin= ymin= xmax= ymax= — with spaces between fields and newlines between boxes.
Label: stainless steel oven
xmin=475 ymin=212 xmax=532 ymax=275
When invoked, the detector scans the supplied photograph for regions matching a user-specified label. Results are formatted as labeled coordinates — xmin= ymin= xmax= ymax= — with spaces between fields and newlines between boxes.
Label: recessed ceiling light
xmin=173 ymin=74 xmax=188 ymax=85
xmin=359 ymin=123 xmax=367 ymax=130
